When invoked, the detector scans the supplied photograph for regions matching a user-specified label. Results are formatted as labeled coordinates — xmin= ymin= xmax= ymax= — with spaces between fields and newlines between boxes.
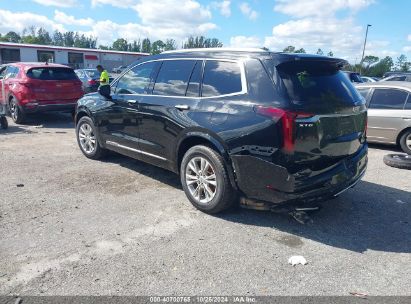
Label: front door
xmin=96 ymin=61 xmax=160 ymax=155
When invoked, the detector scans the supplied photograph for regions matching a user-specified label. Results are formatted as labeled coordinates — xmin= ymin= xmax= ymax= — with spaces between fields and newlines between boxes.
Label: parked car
xmin=383 ymin=71 xmax=411 ymax=78
xmin=75 ymin=49 xmax=368 ymax=214
xmin=112 ymin=65 xmax=127 ymax=74
xmin=381 ymin=74 xmax=411 ymax=82
xmin=75 ymin=69 xmax=100 ymax=93
xmin=75 ymin=69 xmax=116 ymax=93
xmin=0 ymin=62 xmax=83 ymax=123
xmin=356 ymin=81 xmax=411 ymax=154
xmin=361 ymin=76 xmax=377 ymax=83
xmin=343 ymin=71 xmax=363 ymax=83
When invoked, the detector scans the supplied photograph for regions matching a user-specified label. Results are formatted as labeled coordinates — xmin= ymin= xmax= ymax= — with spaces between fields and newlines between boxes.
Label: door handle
xmin=175 ymin=104 xmax=190 ymax=111
xmin=127 ymin=100 xmax=137 ymax=104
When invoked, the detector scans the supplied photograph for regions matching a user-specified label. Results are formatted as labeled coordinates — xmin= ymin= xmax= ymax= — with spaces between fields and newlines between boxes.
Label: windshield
xmin=276 ymin=61 xmax=364 ymax=109
xmin=27 ymin=67 xmax=78 ymax=80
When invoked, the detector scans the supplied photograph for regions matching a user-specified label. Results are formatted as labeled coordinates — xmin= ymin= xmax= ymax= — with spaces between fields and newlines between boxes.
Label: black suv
xmin=75 ymin=48 xmax=367 ymax=214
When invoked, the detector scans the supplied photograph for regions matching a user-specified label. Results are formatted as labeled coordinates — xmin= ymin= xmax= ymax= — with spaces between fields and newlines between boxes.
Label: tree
xmin=112 ymin=38 xmax=129 ymax=51
xmin=130 ymin=40 xmax=141 ymax=52
xmin=2 ymin=31 xmax=21 ymax=43
xmin=294 ymin=48 xmax=306 ymax=53
xmin=365 ymin=56 xmax=394 ymax=77
xmin=316 ymin=48 xmax=324 ymax=55
xmin=52 ymin=30 xmax=64 ymax=46
xmin=395 ymin=54 xmax=410 ymax=72
xmin=63 ymin=31 xmax=75 ymax=47
xmin=151 ymin=40 xmax=166 ymax=55
xmin=362 ymin=55 xmax=379 ymax=74
xmin=141 ymin=38 xmax=151 ymax=53
xmin=327 ymin=51 xmax=334 ymax=57
xmin=283 ymin=45 xmax=295 ymax=53
xmin=183 ymin=36 xmax=223 ymax=49
xmin=37 ymin=28 xmax=52 ymax=45
xmin=164 ymin=39 xmax=177 ymax=51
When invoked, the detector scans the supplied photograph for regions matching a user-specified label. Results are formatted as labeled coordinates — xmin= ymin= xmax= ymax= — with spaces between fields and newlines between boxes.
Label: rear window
xmin=84 ymin=70 xmax=100 ymax=79
xmin=277 ymin=61 xmax=363 ymax=107
xmin=26 ymin=67 xmax=78 ymax=80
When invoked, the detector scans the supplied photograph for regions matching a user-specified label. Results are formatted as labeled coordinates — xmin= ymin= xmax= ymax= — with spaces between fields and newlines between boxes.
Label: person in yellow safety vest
xmin=96 ymin=65 xmax=111 ymax=99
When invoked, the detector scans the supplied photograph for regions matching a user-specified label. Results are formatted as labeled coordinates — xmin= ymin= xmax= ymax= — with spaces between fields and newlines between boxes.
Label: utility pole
xmin=360 ymin=24 xmax=372 ymax=74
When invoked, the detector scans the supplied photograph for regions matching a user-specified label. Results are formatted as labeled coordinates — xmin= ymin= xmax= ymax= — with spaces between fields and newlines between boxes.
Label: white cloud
xmin=212 ymin=1 xmax=231 ymax=17
xmin=230 ymin=36 xmax=261 ymax=48
xmin=239 ymin=2 xmax=258 ymax=20
xmin=54 ymin=10 xmax=94 ymax=27
xmin=0 ymin=9 xmax=65 ymax=34
xmin=402 ymin=46 xmax=411 ymax=53
xmin=89 ymin=0 xmax=216 ymax=42
xmin=274 ymin=0 xmax=375 ymax=18
xmin=32 ymin=0 xmax=78 ymax=8
xmin=408 ymin=34 xmax=411 ymax=42
xmin=91 ymin=0 xmax=138 ymax=8
xmin=264 ymin=0 xmax=385 ymax=61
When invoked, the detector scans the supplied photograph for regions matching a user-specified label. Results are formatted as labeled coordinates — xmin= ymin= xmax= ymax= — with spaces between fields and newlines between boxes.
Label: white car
xmin=361 ymin=76 xmax=377 ymax=83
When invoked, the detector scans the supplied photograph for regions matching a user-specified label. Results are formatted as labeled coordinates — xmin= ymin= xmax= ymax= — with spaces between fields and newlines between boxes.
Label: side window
xmin=186 ymin=61 xmax=202 ymax=97
xmin=387 ymin=76 xmax=406 ymax=81
xmin=115 ymin=62 xmax=156 ymax=95
xmin=405 ymin=95 xmax=411 ymax=110
xmin=202 ymin=61 xmax=242 ymax=97
xmin=357 ymin=88 xmax=370 ymax=100
xmin=369 ymin=88 xmax=408 ymax=109
xmin=153 ymin=60 xmax=196 ymax=96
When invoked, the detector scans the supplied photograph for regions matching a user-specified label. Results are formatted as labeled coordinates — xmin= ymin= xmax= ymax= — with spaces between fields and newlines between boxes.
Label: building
xmin=0 ymin=42 xmax=149 ymax=71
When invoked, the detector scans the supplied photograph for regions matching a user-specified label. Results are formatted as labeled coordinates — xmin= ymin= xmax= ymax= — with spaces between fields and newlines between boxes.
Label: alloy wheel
xmin=185 ymin=156 xmax=217 ymax=204
xmin=406 ymin=134 xmax=411 ymax=150
xmin=78 ymin=122 xmax=97 ymax=154
xmin=9 ymin=100 xmax=18 ymax=121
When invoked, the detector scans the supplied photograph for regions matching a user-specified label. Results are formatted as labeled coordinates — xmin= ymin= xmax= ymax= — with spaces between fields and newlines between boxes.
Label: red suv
xmin=0 ymin=62 xmax=84 ymax=123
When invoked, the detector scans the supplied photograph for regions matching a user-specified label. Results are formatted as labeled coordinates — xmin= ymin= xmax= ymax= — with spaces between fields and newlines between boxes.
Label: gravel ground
xmin=0 ymin=113 xmax=410 ymax=296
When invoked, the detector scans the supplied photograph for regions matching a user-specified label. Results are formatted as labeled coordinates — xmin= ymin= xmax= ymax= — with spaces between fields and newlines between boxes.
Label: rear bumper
xmin=231 ymin=145 xmax=368 ymax=205
xmin=22 ymin=101 xmax=77 ymax=113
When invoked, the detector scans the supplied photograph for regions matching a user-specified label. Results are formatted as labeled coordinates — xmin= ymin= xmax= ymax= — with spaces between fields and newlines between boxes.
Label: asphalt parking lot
xmin=0 ymin=113 xmax=410 ymax=296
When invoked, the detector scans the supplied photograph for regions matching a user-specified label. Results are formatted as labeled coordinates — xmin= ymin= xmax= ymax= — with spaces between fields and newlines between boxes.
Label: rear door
xmin=137 ymin=59 xmax=202 ymax=168
xmin=25 ymin=67 xmax=83 ymax=102
xmin=367 ymin=88 xmax=409 ymax=143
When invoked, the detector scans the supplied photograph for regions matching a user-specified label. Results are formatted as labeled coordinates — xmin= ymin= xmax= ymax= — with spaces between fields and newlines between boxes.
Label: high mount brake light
xmin=254 ymin=105 xmax=313 ymax=153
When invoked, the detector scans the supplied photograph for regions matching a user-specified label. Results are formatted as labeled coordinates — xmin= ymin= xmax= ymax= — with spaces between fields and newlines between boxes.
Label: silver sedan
xmin=356 ymin=81 xmax=411 ymax=154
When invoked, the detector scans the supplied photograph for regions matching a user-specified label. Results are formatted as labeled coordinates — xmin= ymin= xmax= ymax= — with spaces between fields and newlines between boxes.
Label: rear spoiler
xmin=270 ymin=53 xmax=347 ymax=70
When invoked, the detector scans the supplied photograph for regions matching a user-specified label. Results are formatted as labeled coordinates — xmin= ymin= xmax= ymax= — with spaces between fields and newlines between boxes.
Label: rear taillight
xmin=88 ymin=79 xmax=97 ymax=86
xmin=254 ymin=105 xmax=313 ymax=153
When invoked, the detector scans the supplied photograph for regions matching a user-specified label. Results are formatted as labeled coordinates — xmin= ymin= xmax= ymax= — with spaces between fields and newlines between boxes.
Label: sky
xmin=0 ymin=0 xmax=410 ymax=62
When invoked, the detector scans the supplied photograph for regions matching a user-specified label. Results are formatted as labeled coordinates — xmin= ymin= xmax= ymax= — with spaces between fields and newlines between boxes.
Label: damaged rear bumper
xmin=231 ymin=145 xmax=367 ymax=206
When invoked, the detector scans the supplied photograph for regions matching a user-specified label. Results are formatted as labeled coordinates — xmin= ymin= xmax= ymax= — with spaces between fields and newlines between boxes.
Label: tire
xmin=0 ymin=116 xmax=8 ymax=129
xmin=383 ymin=154 xmax=411 ymax=170
xmin=76 ymin=116 xmax=107 ymax=160
xmin=8 ymin=97 xmax=25 ymax=124
xmin=180 ymin=145 xmax=236 ymax=214
xmin=399 ymin=130 xmax=411 ymax=155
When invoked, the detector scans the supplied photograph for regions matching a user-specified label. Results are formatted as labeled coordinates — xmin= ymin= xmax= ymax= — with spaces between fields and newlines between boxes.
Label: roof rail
xmin=162 ymin=47 xmax=268 ymax=54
